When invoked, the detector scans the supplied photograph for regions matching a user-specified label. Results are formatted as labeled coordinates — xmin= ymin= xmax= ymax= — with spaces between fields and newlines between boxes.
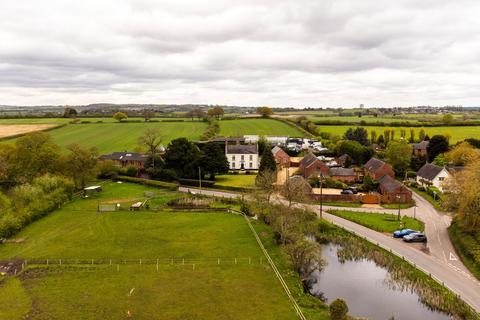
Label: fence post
xmin=92 ymin=259 xmax=94 ymax=265
xmin=218 ymin=258 xmax=220 ymax=265
xmin=193 ymin=264 xmax=195 ymax=271
xmin=249 ymin=257 xmax=251 ymax=265
xmin=235 ymin=258 xmax=237 ymax=265
xmin=60 ymin=259 xmax=62 ymax=265
xmin=117 ymin=264 xmax=119 ymax=272
xmin=182 ymin=258 xmax=185 ymax=265
xmin=47 ymin=259 xmax=49 ymax=265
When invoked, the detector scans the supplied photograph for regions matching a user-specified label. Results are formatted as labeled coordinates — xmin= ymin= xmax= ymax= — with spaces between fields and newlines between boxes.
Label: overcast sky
xmin=1 ymin=0 xmax=480 ymax=108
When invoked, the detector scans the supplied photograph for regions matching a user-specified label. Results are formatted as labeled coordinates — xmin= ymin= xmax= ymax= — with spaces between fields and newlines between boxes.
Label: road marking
xmin=449 ymin=252 xmax=458 ymax=261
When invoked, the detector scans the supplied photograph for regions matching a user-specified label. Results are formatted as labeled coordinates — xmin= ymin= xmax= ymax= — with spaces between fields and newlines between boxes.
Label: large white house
xmin=416 ymin=163 xmax=451 ymax=192
xmin=225 ymin=144 xmax=259 ymax=170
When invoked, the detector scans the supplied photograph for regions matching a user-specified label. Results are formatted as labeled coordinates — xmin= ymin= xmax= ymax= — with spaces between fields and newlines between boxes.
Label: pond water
xmin=307 ymin=244 xmax=451 ymax=320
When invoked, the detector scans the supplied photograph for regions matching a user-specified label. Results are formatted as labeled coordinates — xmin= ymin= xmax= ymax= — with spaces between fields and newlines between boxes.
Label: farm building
xmin=329 ymin=167 xmax=356 ymax=183
xmin=416 ymin=163 xmax=451 ymax=192
xmin=272 ymin=146 xmax=290 ymax=167
xmin=378 ymin=175 xmax=412 ymax=203
xmin=363 ymin=157 xmax=395 ymax=181
xmin=99 ymin=152 xmax=149 ymax=168
xmin=225 ymin=144 xmax=259 ymax=170
xmin=336 ymin=154 xmax=354 ymax=167
xmin=411 ymin=140 xmax=429 ymax=157
xmin=298 ymin=153 xmax=329 ymax=179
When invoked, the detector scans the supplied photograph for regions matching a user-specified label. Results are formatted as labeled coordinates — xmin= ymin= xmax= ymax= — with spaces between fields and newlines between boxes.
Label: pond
xmin=307 ymin=244 xmax=451 ymax=320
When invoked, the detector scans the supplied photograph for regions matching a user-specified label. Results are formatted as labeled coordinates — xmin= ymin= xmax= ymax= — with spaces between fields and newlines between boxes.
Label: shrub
xmin=114 ymin=175 xmax=178 ymax=190
xmin=178 ymin=178 xmax=215 ymax=188
xmin=329 ymin=299 xmax=349 ymax=320
xmin=97 ymin=160 xmax=118 ymax=179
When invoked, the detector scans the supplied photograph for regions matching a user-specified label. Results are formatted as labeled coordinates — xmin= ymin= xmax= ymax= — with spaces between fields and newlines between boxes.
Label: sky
xmin=1 ymin=0 xmax=480 ymax=108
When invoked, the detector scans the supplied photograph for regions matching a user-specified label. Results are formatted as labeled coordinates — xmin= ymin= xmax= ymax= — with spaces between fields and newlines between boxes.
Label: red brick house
xmin=411 ymin=140 xmax=429 ymax=157
xmin=99 ymin=152 xmax=149 ymax=168
xmin=329 ymin=167 xmax=356 ymax=183
xmin=363 ymin=157 xmax=395 ymax=180
xmin=272 ymin=146 xmax=290 ymax=167
xmin=378 ymin=175 xmax=412 ymax=203
xmin=298 ymin=153 xmax=329 ymax=179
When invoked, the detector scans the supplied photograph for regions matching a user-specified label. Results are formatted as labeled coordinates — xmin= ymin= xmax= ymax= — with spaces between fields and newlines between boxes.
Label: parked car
xmin=393 ymin=229 xmax=418 ymax=238
xmin=341 ymin=189 xmax=354 ymax=195
xmin=403 ymin=232 xmax=427 ymax=243
xmin=347 ymin=186 xmax=358 ymax=194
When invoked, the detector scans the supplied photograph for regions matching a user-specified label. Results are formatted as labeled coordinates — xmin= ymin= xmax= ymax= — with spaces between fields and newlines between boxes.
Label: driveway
xmin=178 ymin=187 xmax=480 ymax=311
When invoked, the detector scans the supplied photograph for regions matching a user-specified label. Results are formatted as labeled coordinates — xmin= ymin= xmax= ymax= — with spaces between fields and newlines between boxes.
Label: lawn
xmin=327 ymin=209 xmax=424 ymax=233
xmin=0 ymin=182 xmax=299 ymax=320
xmin=315 ymin=125 xmax=480 ymax=144
xmin=215 ymin=174 xmax=257 ymax=189
xmin=219 ymin=119 xmax=304 ymax=137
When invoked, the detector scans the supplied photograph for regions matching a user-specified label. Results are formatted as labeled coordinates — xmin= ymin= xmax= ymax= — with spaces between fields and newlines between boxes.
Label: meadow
xmin=219 ymin=119 xmax=304 ymax=137
xmin=0 ymin=182 xmax=298 ymax=320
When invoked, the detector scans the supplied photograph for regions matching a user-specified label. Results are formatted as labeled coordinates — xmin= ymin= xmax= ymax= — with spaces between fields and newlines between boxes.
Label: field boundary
xmin=236 ymin=209 xmax=307 ymax=320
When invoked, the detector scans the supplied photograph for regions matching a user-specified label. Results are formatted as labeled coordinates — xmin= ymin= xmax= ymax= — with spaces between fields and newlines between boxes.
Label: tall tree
xmin=427 ymin=135 xmax=449 ymax=162
xmin=142 ymin=110 xmax=155 ymax=122
xmin=113 ymin=111 xmax=128 ymax=122
xmin=255 ymin=170 xmax=277 ymax=202
xmin=259 ymin=147 xmax=276 ymax=173
xmin=10 ymin=132 xmax=61 ymax=184
xmin=281 ymin=177 xmax=310 ymax=207
xmin=419 ymin=128 xmax=426 ymax=141
xmin=66 ymin=144 xmax=98 ymax=191
xmin=370 ymin=130 xmax=377 ymax=144
xmin=138 ymin=128 xmax=163 ymax=157
xmin=409 ymin=129 xmax=415 ymax=143
xmin=343 ymin=127 xmax=369 ymax=146
xmin=445 ymin=141 xmax=480 ymax=166
xmin=256 ymin=106 xmax=273 ymax=118
xmin=385 ymin=140 xmax=412 ymax=176
xmin=336 ymin=140 xmax=373 ymax=164
xmin=199 ymin=142 xmax=229 ymax=180
xmin=63 ymin=107 xmax=78 ymax=118
xmin=207 ymin=107 xmax=224 ymax=120
xmin=164 ymin=138 xmax=201 ymax=178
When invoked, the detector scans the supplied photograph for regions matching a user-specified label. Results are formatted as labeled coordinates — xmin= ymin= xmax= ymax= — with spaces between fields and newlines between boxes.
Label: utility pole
xmin=198 ymin=167 xmax=202 ymax=189
xmin=319 ymin=172 xmax=323 ymax=219
xmin=397 ymin=194 xmax=401 ymax=221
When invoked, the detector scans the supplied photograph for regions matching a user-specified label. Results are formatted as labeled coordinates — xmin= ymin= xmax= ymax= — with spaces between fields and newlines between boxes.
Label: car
xmin=347 ymin=186 xmax=358 ymax=194
xmin=403 ymin=232 xmax=428 ymax=243
xmin=393 ymin=229 xmax=417 ymax=238
xmin=340 ymin=189 xmax=354 ymax=195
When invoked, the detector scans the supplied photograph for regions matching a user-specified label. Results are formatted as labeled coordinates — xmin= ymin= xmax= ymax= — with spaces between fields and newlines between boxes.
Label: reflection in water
xmin=307 ymin=244 xmax=451 ymax=320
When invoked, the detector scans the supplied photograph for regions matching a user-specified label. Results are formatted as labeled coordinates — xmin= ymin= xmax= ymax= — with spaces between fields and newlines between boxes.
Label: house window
xmin=232 ymin=162 xmax=236 ymax=168
xmin=232 ymin=155 xmax=235 ymax=161
xmin=438 ymin=177 xmax=445 ymax=181
xmin=249 ymin=162 xmax=253 ymax=168
xmin=249 ymin=155 xmax=253 ymax=161
xmin=241 ymin=155 xmax=244 ymax=161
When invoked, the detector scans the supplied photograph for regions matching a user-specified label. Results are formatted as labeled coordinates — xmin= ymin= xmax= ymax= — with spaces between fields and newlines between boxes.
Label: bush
xmin=97 ymin=160 xmax=118 ymax=179
xmin=329 ymin=299 xmax=349 ymax=320
xmin=118 ymin=165 xmax=138 ymax=177
xmin=178 ymin=178 xmax=215 ymax=188
xmin=323 ymin=177 xmax=347 ymax=189
xmin=114 ymin=175 xmax=178 ymax=190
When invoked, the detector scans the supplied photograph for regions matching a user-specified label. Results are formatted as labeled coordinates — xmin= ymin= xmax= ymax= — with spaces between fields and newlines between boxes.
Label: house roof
xmin=417 ymin=163 xmax=444 ymax=180
xmin=412 ymin=140 xmax=429 ymax=150
xmin=337 ymin=154 xmax=352 ymax=162
xmin=446 ymin=165 xmax=464 ymax=174
xmin=272 ymin=146 xmax=288 ymax=157
xmin=299 ymin=153 xmax=318 ymax=168
xmin=378 ymin=175 xmax=406 ymax=193
xmin=226 ymin=144 xmax=258 ymax=154
xmin=329 ymin=167 xmax=355 ymax=176
xmin=99 ymin=152 xmax=148 ymax=162
xmin=364 ymin=157 xmax=387 ymax=172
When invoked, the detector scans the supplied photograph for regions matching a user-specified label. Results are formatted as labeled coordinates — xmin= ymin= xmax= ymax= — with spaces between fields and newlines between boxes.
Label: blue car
xmin=393 ymin=229 xmax=418 ymax=238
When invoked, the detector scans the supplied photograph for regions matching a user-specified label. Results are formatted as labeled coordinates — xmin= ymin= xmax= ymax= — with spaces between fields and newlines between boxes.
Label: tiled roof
xmin=412 ymin=140 xmax=429 ymax=150
xmin=378 ymin=175 xmax=405 ymax=193
xmin=329 ymin=167 xmax=355 ymax=176
xmin=417 ymin=163 xmax=444 ymax=180
xmin=364 ymin=157 xmax=386 ymax=172
xmin=226 ymin=144 xmax=258 ymax=154
xmin=99 ymin=152 xmax=148 ymax=162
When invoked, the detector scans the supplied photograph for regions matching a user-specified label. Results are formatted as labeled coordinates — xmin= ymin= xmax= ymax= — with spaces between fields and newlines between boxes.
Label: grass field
xmin=0 ymin=117 xmax=192 ymax=124
xmin=316 ymin=125 xmax=480 ymax=144
xmin=0 ymin=124 xmax=59 ymax=138
xmin=328 ymin=209 xmax=424 ymax=233
xmin=215 ymin=174 xmax=257 ymax=188
xmin=219 ymin=119 xmax=304 ymax=137
xmin=0 ymin=182 xmax=299 ymax=319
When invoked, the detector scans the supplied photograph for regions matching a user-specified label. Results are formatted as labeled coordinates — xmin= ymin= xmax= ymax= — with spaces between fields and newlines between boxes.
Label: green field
xmin=0 ymin=117 xmax=191 ymax=124
xmin=0 ymin=182 xmax=298 ymax=319
xmin=316 ymin=125 xmax=480 ymax=144
xmin=219 ymin=119 xmax=304 ymax=137
xmin=215 ymin=174 xmax=257 ymax=188
xmin=328 ymin=209 xmax=424 ymax=233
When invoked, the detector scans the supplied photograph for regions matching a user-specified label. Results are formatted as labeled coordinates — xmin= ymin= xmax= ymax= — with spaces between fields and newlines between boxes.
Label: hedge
xmin=114 ymin=176 xmax=179 ymax=190
xmin=178 ymin=178 xmax=215 ymax=188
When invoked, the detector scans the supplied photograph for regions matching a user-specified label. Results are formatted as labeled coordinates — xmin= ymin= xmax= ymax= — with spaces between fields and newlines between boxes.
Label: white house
xmin=416 ymin=163 xmax=451 ymax=192
xmin=225 ymin=144 xmax=259 ymax=170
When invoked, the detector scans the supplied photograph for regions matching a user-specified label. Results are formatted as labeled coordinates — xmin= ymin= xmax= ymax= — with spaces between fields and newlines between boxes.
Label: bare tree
xmin=281 ymin=176 xmax=310 ymax=207
xmin=255 ymin=170 xmax=277 ymax=203
xmin=138 ymin=128 xmax=163 ymax=155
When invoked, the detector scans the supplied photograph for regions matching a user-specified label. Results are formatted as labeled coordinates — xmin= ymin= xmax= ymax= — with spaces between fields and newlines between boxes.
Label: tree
xmin=207 ymin=107 xmax=224 ymax=120
xmin=445 ymin=141 xmax=480 ymax=166
xmin=282 ymin=177 xmax=310 ymax=207
xmin=330 ymin=299 xmax=349 ymax=320
xmin=343 ymin=127 xmax=369 ymax=146
xmin=385 ymin=140 xmax=412 ymax=176
xmin=259 ymin=147 xmax=276 ymax=174
xmin=257 ymin=136 xmax=268 ymax=156
xmin=65 ymin=144 xmax=98 ymax=191
xmin=442 ymin=114 xmax=454 ymax=124
xmin=383 ymin=129 xmax=390 ymax=145
xmin=255 ymin=170 xmax=277 ymax=202
xmin=286 ymin=238 xmax=322 ymax=279
xmin=370 ymin=130 xmax=377 ymax=144
xmin=138 ymin=128 xmax=163 ymax=157
xmin=409 ymin=129 xmax=415 ymax=143
xmin=419 ymin=129 xmax=426 ymax=141
xmin=199 ymin=142 xmax=229 ymax=180
xmin=9 ymin=132 xmax=61 ymax=184
xmin=427 ymin=135 xmax=449 ymax=162
xmin=443 ymin=159 xmax=480 ymax=229
xmin=256 ymin=106 xmax=273 ymax=118
xmin=142 ymin=110 xmax=155 ymax=122
xmin=164 ymin=138 xmax=201 ymax=178
xmin=113 ymin=111 xmax=128 ymax=122
xmin=377 ymin=134 xmax=385 ymax=146
xmin=336 ymin=140 xmax=373 ymax=164
xmin=63 ymin=107 xmax=77 ymax=118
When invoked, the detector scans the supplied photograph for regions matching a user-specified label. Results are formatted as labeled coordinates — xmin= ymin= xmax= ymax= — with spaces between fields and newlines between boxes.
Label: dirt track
xmin=0 ymin=124 xmax=58 ymax=139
